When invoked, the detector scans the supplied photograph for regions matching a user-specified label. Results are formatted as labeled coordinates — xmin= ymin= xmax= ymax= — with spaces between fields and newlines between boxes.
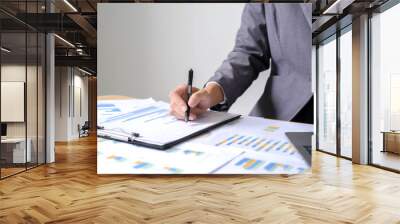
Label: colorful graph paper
xmin=235 ymin=158 xmax=264 ymax=170
xmin=164 ymin=166 xmax=183 ymax=174
xmin=264 ymin=162 xmax=293 ymax=172
xmin=183 ymin=150 xmax=205 ymax=156
xmin=133 ymin=161 xmax=153 ymax=169
xmin=215 ymin=134 xmax=296 ymax=154
xmin=107 ymin=155 xmax=127 ymax=162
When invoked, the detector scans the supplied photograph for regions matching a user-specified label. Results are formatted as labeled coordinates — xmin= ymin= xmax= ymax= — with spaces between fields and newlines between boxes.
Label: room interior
xmin=0 ymin=0 xmax=400 ymax=222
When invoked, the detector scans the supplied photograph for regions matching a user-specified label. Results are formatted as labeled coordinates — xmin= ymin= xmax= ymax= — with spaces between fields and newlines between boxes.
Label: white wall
xmin=1 ymin=64 xmax=46 ymax=164
xmin=1 ymin=65 xmax=37 ymax=138
xmin=55 ymin=67 xmax=89 ymax=141
xmin=98 ymin=3 xmax=269 ymax=115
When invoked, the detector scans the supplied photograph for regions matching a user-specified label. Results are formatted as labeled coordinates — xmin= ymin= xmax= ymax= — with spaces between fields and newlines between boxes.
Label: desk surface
xmin=1 ymin=138 xmax=26 ymax=143
xmin=97 ymin=96 xmax=312 ymax=174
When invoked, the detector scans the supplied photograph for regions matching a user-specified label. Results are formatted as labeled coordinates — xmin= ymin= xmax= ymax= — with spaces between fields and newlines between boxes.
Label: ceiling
xmin=0 ymin=0 xmax=393 ymax=74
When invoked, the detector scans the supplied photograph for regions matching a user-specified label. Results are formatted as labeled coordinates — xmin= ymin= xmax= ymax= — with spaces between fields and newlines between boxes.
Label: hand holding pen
xmin=168 ymin=69 xmax=224 ymax=121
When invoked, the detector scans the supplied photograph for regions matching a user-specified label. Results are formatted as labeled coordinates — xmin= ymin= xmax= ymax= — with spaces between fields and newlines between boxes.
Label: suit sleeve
xmin=208 ymin=3 xmax=271 ymax=110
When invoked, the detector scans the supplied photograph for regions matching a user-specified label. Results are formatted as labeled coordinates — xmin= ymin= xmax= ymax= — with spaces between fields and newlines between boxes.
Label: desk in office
xmin=1 ymin=137 xmax=32 ymax=165
xmin=381 ymin=131 xmax=400 ymax=154
xmin=97 ymin=96 xmax=313 ymax=174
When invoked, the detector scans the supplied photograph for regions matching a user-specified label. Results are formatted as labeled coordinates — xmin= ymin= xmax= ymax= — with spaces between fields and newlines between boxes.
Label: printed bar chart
xmin=133 ymin=161 xmax=153 ymax=169
xmin=214 ymin=134 xmax=297 ymax=155
xmin=107 ymin=155 xmax=127 ymax=162
xmin=235 ymin=158 xmax=264 ymax=170
xmin=164 ymin=166 xmax=183 ymax=174
xmin=183 ymin=150 xmax=205 ymax=156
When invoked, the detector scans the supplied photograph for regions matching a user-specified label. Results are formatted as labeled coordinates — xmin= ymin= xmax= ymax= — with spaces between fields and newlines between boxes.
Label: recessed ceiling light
xmin=63 ymin=0 xmax=78 ymax=12
xmin=1 ymin=47 xmax=11 ymax=53
xmin=78 ymin=67 xmax=93 ymax=76
xmin=323 ymin=0 xmax=355 ymax=15
xmin=54 ymin=34 xmax=75 ymax=48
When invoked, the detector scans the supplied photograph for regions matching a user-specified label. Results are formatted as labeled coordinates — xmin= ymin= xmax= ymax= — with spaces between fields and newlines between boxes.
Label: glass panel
xmin=1 ymin=31 xmax=27 ymax=177
xmin=26 ymin=0 xmax=39 ymax=169
xmin=371 ymin=3 xmax=400 ymax=171
xmin=38 ymin=32 xmax=45 ymax=165
xmin=318 ymin=36 xmax=337 ymax=154
xmin=339 ymin=29 xmax=352 ymax=158
xmin=27 ymin=31 xmax=38 ymax=169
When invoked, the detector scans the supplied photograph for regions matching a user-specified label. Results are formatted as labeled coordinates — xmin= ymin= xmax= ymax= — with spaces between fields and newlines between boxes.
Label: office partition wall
xmin=370 ymin=2 xmax=400 ymax=172
xmin=0 ymin=1 xmax=47 ymax=179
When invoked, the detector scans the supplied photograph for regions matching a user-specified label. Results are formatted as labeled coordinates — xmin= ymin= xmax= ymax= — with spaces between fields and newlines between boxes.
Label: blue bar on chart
xmin=107 ymin=155 xmax=127 ymax=162
xmin=104 ymin=106 xmax=156 ymax=123
xmin=164 ymin=166 xmax=183 ymax=173
xmin=183 ymin=150 xmax=205 ymax=156
xmin=264 ymin=162 xmax=293 ymax=172
xmin=133 ymin=161 xmax=153 ymax=169
xmin=103 ymin=106 xmax=168 ymax=123
xmin=235 ymin=158 xmax=264 ymax=170
xmin=215 ymin=134 xmax=238 ymax=146
xmin=214 ymin=134 xmax=298 ymax=156
xmin=98 ymin=103 xmax=121 ymax=113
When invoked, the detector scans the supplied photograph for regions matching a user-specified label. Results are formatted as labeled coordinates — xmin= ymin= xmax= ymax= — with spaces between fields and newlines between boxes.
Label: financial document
xmin=97 ymin=98 xmax=313 ymax=174
xmin=98 ymin=100 xmax=239 ymax=145
xmin=98 ymin=139 xmax=243 ymax=174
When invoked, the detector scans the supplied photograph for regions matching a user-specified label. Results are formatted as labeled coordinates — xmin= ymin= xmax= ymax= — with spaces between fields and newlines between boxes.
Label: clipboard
xmin=98 ymin=114 xmax=241 ymax=150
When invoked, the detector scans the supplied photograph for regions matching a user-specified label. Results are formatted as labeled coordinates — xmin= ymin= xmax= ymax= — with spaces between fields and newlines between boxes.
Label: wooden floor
xmin=1 ymin=136 xmax=400 ymax=224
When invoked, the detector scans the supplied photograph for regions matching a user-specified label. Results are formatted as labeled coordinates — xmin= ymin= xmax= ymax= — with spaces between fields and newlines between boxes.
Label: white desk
xmin=1 ymin=138 xmax=31 ymax=163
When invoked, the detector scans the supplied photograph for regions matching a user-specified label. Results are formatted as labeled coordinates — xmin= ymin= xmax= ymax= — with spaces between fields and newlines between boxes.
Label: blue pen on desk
xmin=185 ymin=69 xmax=193 ymax=122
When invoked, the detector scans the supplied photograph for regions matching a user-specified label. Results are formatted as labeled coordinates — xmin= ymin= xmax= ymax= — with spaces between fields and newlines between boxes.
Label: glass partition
xmin=317 ymin=35 xmax=337 ymax=155
xmin=1 ymin=31 xmax=28 ymax=177
xmin=370 ymin=3 xmax=400 ymax=171
xmin=38 ymin=32 xmax=46 ymax=165
xmin=27 ymin=30 xmax=38 ymax=169
xmin=339 ymin=28 xmax=352 ymax=158
xmin=0 ymin=1 xmax=46 ymax=179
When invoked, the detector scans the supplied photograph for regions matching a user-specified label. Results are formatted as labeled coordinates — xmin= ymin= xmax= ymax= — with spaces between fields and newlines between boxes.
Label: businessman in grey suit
xmin=169 ymin=3 xmax=313 ymax=124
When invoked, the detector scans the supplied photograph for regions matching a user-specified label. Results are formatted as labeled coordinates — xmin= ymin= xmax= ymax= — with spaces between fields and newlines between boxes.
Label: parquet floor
xmin=1 ymin=136 xmax=400 ymax=224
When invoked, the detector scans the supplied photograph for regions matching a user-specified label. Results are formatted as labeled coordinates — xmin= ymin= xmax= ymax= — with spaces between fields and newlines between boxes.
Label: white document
xmin=215 ymin=150 xmax=310 ymax=174
xmin=97 ymin=98 xmax=156 ymax=123
xmin=97 ymin=139 xmax=243 ymax=174
xmin=98 ymin=101 xmax=239 ymax=146
xmin=97 ymin=99 xmax=313 ymax=174
xmin=190 ymin=116 xmax=313 ymax=173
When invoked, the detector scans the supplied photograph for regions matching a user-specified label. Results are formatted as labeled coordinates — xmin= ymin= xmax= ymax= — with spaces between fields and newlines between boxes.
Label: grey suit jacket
xmin=208 ymin=3 xmax=312 ymax=121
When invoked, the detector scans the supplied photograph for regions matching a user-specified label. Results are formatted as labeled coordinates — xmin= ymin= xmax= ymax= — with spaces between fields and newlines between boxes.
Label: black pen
xmin=185 ymin=69 xmax=193 ymax=122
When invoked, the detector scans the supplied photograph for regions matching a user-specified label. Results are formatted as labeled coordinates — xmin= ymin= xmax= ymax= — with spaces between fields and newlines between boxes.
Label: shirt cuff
xmin=206 ymin=81 xmax=227 ymax=105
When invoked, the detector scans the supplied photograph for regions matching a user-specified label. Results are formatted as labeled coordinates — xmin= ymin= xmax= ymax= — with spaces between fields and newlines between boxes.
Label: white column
xmin=352 ymin=14 xmax=369 ymax=164
xmin=46 ymin=33 xmax=55 ymax=163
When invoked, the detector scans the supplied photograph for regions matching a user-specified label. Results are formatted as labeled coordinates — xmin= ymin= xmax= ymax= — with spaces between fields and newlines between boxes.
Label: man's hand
xmin=169 ymin=83 xmax=224 ymax=120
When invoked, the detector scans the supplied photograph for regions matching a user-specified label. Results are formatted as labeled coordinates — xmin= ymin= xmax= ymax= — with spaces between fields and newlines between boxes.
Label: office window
xmin=371 ymin=3 xmax=400 ymax=171
xmin=318 ymin=36 xmax=337 ymax=154
xmin=339 ymin=28 xmax=352 ymax=158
